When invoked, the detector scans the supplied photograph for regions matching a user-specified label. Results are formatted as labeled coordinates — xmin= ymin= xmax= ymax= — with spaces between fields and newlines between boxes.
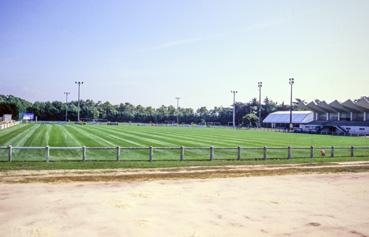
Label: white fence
xmin=0 ymin=121 xmax=20 ymax=130
xmin=0 ymin=145 xmax=369 ymax=162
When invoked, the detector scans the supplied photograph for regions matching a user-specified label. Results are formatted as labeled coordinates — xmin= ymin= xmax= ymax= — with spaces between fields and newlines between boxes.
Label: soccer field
xmin=0 ymin=123 xmax=368 ymax=162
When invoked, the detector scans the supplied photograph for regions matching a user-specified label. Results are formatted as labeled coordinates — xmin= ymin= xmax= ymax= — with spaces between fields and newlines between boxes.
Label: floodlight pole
xmin=64 ymin=92 xmax=70 ymax=122
xmin=75 ymin=81 xmax=84 ymax=122
xmin=175 ymin=97 xmax=180 ymax=124
xmin=258 ymin=82 xmax=262 ymax=128
xmin=231 ymin=90 xmax=238 ymax=129
xmin=289 ymin=78 xmax=294 ymax=131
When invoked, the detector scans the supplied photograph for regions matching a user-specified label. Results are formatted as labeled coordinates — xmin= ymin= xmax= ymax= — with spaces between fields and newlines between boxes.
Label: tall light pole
xmin=258 ymin=82 xmax=262 ymax=128
xmin=64 ymin=92 xmax=70 ymax=122
xmin=289 ymin=78 xmax=295 ymax=131
xmin=231 ymin=90 xmax=238 ymax=128
xmin=75 ymin=81 xmax=84 ymax=122
xmin=175 ymin=97 xmax=180 ymax=124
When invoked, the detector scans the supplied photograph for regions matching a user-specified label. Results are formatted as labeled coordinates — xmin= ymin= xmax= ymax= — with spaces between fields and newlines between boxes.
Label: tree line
xmin=1 ymin=94 xmax=293 ymax=126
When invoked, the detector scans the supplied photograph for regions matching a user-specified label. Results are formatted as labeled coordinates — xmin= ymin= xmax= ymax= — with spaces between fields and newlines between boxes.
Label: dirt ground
xmin=1 ymin=161 xmax=369 ymax=183
xmin=0 ymin=168 xmax=369 ymax=236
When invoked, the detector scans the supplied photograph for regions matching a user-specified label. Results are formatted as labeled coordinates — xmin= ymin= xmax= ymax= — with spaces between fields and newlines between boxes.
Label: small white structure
xmin=263 ymin=111 xmax=314 ymax=128
xmin=0 ymin=114 xmax=18 ymax=130
xmin=3 ymin=114 xmax=12 ymax=122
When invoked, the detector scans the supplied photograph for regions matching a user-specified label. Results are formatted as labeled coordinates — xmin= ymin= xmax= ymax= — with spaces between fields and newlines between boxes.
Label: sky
xmin=0 ymin=0 xmax=369 ymax=108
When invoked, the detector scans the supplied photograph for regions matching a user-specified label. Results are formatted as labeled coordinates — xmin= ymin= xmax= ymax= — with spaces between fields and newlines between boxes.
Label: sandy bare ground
xmin=1 ymin=161 xmax=369 ymax=183
xmin=1 ymin=172 xmax=369 ymax=237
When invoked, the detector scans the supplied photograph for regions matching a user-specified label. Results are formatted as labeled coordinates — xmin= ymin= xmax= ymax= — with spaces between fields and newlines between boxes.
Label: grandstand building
xmin=263 ymin=97 xmax=369 ymax=135
xmin=299 ymin=97 xmax=369 ymax=135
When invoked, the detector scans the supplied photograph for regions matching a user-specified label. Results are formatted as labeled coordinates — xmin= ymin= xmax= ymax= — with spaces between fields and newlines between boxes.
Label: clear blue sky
xmin=1 ymin=0 xmax=368 ymax=108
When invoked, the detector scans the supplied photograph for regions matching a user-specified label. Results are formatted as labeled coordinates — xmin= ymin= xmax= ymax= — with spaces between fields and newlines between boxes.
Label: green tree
xmin=242 ymin=113 xmax=259 ymax=127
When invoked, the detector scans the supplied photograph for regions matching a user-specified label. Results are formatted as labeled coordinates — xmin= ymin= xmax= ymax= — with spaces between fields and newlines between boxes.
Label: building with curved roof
xmin=263 ymin=111 xmax=313 ymax=125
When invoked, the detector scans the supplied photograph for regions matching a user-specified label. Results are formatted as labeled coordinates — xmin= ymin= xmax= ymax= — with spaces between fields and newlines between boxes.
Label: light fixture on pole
xmin=258 ymin=82 xmax=263 ymax=128
xmin=75 ymin=81 xmax=84 ymax=122
xmin=289 ymin=78 xmax=295 ymax=131
xmin=175 ymin=97 xmax=180 ymax=124
xmin=231 ymin=90 xmax=238 ymax=129
xmin=64 ymin=92 xmax=70 ymax=122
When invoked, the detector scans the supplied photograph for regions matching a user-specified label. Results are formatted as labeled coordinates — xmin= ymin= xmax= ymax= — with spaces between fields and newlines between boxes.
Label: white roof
xmin=263 ymin=111 xmax=314 ymax=124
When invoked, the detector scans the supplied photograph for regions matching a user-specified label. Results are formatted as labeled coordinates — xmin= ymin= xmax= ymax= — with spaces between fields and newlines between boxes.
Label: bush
xmin=107 ymin=122 xmax=119 ymax=125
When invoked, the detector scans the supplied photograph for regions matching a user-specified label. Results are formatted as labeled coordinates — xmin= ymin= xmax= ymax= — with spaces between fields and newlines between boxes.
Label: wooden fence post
xmin=331 ymin=146 xmax=334 ymax=158
xmin=237 ymin=146 xmax=241 ymax=160
xmin=116 ymin=146 xmax=120 ymax=161
xmin=287 ymin=146 xmax=291 ymax=159
xmin=263 ymin=146 xmax=267 ymax=160
xmin=82 ymin=146 xmax=87 ymax=161
xmin=180 ymin=146 xmax=184 ymax=161
xmin=45 ymin=146 xmax=50 ymax=162
xmin=8 ymin=145 xmax=12 ymax=162
xmin=210 ymin=146 xmax=214 ymax=161
xmin=310 ymin=146 xmax=314 ymax=159
xmin=350 ymin=146 xmax=354 ymax=157
xmin=149 ymin=146 xmax=153 ymax=161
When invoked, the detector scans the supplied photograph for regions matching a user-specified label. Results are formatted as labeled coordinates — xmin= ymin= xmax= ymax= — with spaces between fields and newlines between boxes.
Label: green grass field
xmin=0 ymin=123 xmax=368 ymax=165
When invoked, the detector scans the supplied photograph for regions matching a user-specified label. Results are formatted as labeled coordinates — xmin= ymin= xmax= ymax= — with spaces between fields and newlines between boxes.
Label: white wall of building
xmin=342 ymin=126 xmax=369 ymax=135
xmin=3 ymin=114 xmax=12 ymax=122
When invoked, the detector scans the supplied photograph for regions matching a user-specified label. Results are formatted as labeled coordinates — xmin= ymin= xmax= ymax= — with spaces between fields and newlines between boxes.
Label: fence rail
xmin=1 ymin=145 xmax=369 ymax=162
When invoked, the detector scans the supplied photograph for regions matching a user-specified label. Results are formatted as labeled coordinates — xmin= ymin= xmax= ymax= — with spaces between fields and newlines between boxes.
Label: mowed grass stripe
xmin=72 ymin=126 xmax=152 ymax=160
xmin=0 ymin=124 xmax=33 ymax=145
xmin=79 ymin=125 xmax=147 ymax=146
xmin=1 ymin=123 xmax=369 ymax=149
xmin=108 ymin=125 xmax=291 ymax=147
xmin=95 ymin=125 xmax=202 ymax=147
xmin=122 ymin=128 xmax=225 ymax=146
xmin=108 ymin=127 xmax=181 ymax=147
xmin=62 ymin=125 xmax=102 ymax=146
xmin=49 ymin=125 xmax=87 ymax=160
xmin=116 ymin=125 xmax=292 ymax=146
xmin=147 ymin=128 xmax=308 ymax=146
xmin=70 ymin=125 xmax=117 ymax=146
xmin=121 ymin=125 xmax=369 ymax=147
xmin=3 ymin=124 xmax=40 ymax=146
xmin=0 ymin=123 xmax=28 ymax=138
xmin=89 ymin=125 xmax=177 ymax=147
xmin=99 ymin=125 xmax=231 ymax=147
xmin=120 ymin=125 xmax=313 ymax=147
xmin=57 ymin=125 xmax=82 ymax=147
xmin=47 ymin=124 xmax=68 ymax=146
xmin=64 ymin=125 xmax=111 ymax=146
